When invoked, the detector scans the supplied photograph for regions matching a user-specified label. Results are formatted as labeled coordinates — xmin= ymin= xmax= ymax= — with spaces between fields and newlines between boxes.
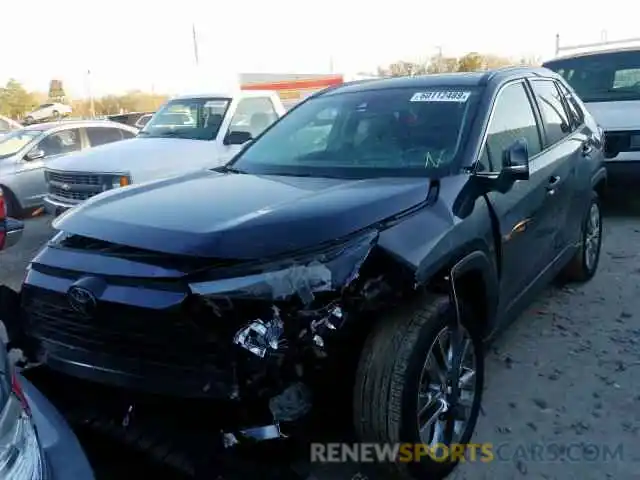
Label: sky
xmin=1 ymin=0 xmax=638 ymax=97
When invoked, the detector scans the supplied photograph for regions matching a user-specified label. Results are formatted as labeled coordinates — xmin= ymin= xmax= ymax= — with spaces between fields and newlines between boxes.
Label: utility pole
xmin=192 ymin=23 xmax=199 ymax=66
xmin=87 ymin=70 xmax=95 ymax=118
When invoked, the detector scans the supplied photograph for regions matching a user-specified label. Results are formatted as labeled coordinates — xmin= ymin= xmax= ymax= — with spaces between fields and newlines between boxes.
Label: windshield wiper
xmin=214 ymin=165 xmax=246 ymax=174
xmin=157 ymin=130 xmax=187 ymax=137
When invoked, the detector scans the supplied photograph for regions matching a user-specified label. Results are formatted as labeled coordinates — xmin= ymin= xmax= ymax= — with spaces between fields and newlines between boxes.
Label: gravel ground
xmin=1 ymin=197 xmax=639 ymax=479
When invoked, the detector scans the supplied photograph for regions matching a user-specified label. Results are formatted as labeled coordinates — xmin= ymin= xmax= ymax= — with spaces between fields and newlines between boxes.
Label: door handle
xmin=546 ymin=175 xmax=560 ymax=195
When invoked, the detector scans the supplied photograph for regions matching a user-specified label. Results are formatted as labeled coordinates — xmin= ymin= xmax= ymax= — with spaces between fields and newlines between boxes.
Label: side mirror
xmin=224 ymin=130 xmax=252 ymax=146
xmin=456 ymin=138 xmax=530 ymax=218
xmin=25 ymin=148 xmax=45 ymax=161
xmin=500 ymin=138 xmax=530 ymax=181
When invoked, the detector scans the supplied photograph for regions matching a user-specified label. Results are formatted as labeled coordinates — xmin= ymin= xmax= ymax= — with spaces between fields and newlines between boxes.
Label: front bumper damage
xmin=4 ymin=230 xmax=415 ymax=447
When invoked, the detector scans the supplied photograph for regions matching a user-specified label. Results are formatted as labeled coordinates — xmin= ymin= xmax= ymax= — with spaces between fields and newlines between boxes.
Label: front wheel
xmin=562 ymin=191 xmax=603 ymax=282
xmin=354 ymin=294 xmax=484 ymax=479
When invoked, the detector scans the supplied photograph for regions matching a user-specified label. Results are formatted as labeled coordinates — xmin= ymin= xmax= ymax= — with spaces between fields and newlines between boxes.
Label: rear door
xmin=479 ymin=80 xmax=550 ymax=306
xmin=527 ymin=78 xmax=585 ymax=258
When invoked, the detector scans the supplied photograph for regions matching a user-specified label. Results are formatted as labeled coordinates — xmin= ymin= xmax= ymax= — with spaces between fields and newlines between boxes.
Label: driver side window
xmin=229 ymin=98 xmax=278 ymax=139
xmin=479 ymin=82 xmax=542 ymax=172
xmin=37 ymin=129 xmax=82 ymax=158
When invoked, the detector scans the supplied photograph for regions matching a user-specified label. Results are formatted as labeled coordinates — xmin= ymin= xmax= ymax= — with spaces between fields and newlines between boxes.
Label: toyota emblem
xmin=67 ymin=286 xmax=97 ymax=317
xmin=61 ymin=183 xmax=71 ymax=191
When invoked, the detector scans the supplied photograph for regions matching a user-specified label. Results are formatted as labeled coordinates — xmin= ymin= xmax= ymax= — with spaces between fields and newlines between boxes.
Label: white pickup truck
xmin=544 ymin=35 xmax=640 ymax=187
xmin=43 ymin=90 xmax=286 ymax=215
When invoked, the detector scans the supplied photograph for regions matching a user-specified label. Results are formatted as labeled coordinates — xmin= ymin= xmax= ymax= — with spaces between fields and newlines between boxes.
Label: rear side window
xmin=480 ymin=82 xmax=542 ymax=171
xmin=556 ymin=81 xmax=585 ymax=127
xmin=530 ymin=80 xmax=571 ymax=146
xmin=86 ymin=127 xmax=124 ymax=147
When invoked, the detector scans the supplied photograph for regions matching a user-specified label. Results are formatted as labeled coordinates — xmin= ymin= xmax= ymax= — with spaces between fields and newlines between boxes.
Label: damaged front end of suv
xmin=8 ymin=223 xmax=418 ymax=435
xmin=186 ymin=229 xmax=402 ymax=421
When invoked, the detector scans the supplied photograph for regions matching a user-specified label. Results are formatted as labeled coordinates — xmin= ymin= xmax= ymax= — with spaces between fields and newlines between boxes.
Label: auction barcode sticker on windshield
xmin=410 ymin=91 xmax=471 ymax=102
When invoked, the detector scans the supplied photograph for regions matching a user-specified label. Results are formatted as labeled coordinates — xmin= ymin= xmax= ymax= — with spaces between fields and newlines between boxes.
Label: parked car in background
xmin=107 ymin=111 xmax=154 ymax=129
xmin=10 ymin=68 xmax=605 ymax=479
xmin=24 ymin=103 xmax=73 ymax=124
xmin=544 ymin=40 xmax=640 ymax=186
xmin=0 ymin=120 xmax=138 ymax=217
xmin=0 ymin=115 xmax=22 ymax=138
xmin=43 ymin=90 xmax=286 ymax=215
xmin=134 ymin=113 xmax=153 ymax=129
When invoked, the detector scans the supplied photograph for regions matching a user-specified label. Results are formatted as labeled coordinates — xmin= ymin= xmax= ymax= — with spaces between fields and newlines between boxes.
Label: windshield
xmin=544 ymin=50 xmax=640 ymax=103
xmin=139 ymin=97 xmax=231 ymax=140
xmin=229 ymin=86 xmax=480 ymax=178
xmin=0 ymin=130 xmax=41 ymax=159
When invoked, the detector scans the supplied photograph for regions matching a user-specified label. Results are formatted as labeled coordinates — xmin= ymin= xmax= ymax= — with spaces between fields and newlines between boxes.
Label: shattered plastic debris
xmin=233 ymin=308 xmax=284 ymax=358
xmin=269 ymin=382 xmax=313 ymax=423
xmin=223 ymin=432 xmax=240 ymax=448
xmin=239 ymin=424 xmax=283 ymax=441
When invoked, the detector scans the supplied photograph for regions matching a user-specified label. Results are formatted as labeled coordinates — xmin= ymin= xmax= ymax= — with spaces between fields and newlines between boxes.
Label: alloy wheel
xmin=584 ymin=202 xmax=601 ymax=272
xmin=417 ymin=325 xmax=478 ymax=447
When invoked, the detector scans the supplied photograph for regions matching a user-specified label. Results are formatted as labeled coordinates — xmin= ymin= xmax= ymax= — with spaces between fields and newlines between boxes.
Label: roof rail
xmin=555 ymin=33 xmax=640 ymax=57
xmin=481 ymin=65 xmax=542 ymax=84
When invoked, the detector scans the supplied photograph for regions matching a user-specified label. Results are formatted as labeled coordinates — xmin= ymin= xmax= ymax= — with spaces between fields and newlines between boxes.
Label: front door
xmin=220 ymin=97 xmax=280 ymax=163
xmin=14 ymin=128 xmax=83 ymax=206
xmin=478 ymin=80 xmax=552 ymax=308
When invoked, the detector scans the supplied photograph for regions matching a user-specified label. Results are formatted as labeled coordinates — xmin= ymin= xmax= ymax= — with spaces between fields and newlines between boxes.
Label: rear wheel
xmin=52 ymin=110 xmax=60 ymax=120
xmin=354 ymin=294 xmax=484 ymax=479
xmin=562 ymin=191 xmax=602 ymax=282
xmin=24 ymin=116 xmax=34 ymax=125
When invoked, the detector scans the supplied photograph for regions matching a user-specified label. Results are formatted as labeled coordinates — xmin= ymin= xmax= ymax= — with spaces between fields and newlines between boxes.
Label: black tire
xmin=25 ymin=116 xmax=34 ymax=125
xmin=52 ymin=110 xmax=60 ymax=120
xmin=0 ymin=186 xmax=22 ymax=219
xmin=562 ymin=191 xmax=602 ymax=283
xmin=354 ymin=293 xmax=484 ymax=479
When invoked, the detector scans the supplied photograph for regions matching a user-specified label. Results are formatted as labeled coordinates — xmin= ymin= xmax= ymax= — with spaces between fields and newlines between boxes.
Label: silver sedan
xmin=0 ymin=120 xmax=138 ymax=217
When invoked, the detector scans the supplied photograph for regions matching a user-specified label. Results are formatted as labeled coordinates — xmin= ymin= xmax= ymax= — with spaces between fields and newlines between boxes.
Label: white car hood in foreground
xmin=584 ymin=100 xmax=640 ymax=131
xmin=46 ymin=137 xmax=232 ymax=182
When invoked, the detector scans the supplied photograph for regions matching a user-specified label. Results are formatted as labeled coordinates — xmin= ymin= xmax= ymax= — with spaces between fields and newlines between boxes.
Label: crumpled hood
xmin=53 ymin=169 xmax=432 ymax=260
xmin=584 ymin=100 xmax=640 ymax=131
xmin=46 ymin=137 xmax=224 ymax=177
